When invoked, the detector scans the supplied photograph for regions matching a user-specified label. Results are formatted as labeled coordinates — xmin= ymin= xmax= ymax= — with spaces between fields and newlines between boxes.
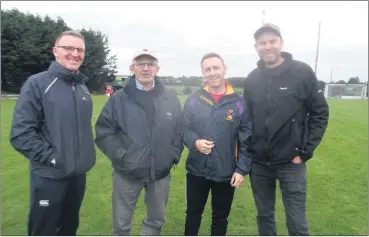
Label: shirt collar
xmin=135 ymin=79 xmax=155 ymax=91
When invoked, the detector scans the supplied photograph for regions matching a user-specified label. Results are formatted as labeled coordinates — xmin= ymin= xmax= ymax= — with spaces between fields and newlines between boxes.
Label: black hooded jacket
xmin=243 ymin=52 xmax=329 ymax=164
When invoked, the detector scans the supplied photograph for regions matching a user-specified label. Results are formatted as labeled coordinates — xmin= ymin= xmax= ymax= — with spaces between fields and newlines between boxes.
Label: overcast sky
xmin=2 ymin=1 xmax=368 ymax=82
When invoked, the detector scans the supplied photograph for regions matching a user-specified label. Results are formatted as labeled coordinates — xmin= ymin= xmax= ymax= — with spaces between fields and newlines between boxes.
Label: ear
xmin=280 ymin=38 xmax=284 ymax=49
xmin=52 ymin=47 xmax=58 ymax=58
xmin=129 ymin=65 xmax=134 ymax=74
xmin=254 ymin=43 xmax=258 ymax=52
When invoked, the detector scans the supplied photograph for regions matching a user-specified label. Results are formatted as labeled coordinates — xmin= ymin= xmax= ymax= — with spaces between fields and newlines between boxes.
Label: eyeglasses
xmin=55 ymin=46 xmax=85 ymax=54
xmin=134 ymin=62 xmax=158 ymax=68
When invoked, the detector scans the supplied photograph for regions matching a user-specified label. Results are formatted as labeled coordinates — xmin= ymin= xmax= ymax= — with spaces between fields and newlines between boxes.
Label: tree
xmin=347 ymin=76 xmax=360 ymax=84
xmin=182 ymin=86 xmax=192 ymax=95
xmin=1 ymin=9 xmax=70 ymax=93
xmin=336 ymin=80 xmax=346 ymax=84
xmin=1 ymin=10 xmax=117 ymax=93
xmin=79 ymin=28 xmax=118 ymax=93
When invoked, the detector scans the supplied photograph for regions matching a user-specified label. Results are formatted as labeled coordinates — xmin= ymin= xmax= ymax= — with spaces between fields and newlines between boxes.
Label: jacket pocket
xmin=186 ymin=151 xmax=207 ymax=174
xmin=171 ymin=147 xmax=181 ymax=165
xmin=301 ymin=117 xmax=309 ymax=149
xmin=111 ymin=137 xmax=132 ymax=167
xmin=291 ymin=118 xmax=303 ymax=154
xmin=114 ymin=143 xmax=150 ymax=180
xmin=155 ymin=148 xmax=176 ymax=175
xmin=52 ymin=152 xmax=65 ymax=170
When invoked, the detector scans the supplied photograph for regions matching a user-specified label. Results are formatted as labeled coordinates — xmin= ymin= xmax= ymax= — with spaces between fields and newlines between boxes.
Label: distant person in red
xmin=105 ymin=85 xmax=112 ymax=98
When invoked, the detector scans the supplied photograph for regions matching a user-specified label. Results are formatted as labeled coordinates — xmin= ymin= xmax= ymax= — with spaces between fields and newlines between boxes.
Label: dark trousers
xmin=250 ymin=162 xmax=309 ymax=236
xmin=184 ymin=173 xmax=235 ymax=236
xmin=28 ymin=172 xmax=86 ymax=236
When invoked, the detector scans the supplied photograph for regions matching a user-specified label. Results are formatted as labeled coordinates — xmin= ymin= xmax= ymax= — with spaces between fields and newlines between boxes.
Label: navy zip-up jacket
xmin=95 ymin=76 xmax=184 ymax=182
xmin=183 ymin=83 xmax=252 ymax=182
xmin=10 ymin=61 xmax=96 ymax=179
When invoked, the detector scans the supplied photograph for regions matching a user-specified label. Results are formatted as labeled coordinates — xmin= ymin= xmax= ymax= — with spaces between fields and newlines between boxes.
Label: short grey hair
xmin=200 ymin=52 xmax=225 ymax=65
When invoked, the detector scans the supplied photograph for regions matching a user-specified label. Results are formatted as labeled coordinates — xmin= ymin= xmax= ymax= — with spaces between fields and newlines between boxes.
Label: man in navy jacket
xmin=183 ymin=52 xmax=252 ymax=236
xmin=10 ymin=31 xmax=96 ymax=235
xmin=95 ymin=49 xmax=184 ymax=236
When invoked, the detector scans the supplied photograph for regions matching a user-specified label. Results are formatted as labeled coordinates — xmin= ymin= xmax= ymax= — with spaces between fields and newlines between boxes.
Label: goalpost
xmin=324 ymin=84 xmax=368 ymax=99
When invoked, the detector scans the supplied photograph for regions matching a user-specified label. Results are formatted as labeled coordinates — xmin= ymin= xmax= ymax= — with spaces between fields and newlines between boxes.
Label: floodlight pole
xmin=314 ymin=21 xmax=321 ymax=75
xmin=262 ymin=11 xmax=265 ymax=25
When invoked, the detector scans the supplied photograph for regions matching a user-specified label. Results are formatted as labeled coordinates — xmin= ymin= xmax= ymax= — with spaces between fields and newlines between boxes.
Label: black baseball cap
xmin=254 ymin=23 xmax=282 ymax=40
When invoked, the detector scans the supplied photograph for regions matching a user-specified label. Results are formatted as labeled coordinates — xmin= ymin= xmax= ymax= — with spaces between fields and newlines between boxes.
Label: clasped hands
xmin=195 ymin=139 xmax=244 ymax=188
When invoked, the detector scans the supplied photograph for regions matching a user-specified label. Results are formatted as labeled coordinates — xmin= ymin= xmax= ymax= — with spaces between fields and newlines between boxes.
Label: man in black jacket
xmin=183 ymin=53 xmax=252 ymax=236
xmin=10 ymin=31 xmax=96 ymax=236
xmin=243 ymin=24 xmax=329 ymax=235
xmin=95 ymin=49 xmax=184 ymax=236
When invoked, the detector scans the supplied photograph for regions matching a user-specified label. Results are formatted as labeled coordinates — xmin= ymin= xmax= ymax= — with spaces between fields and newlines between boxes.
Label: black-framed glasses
xmin=55 ymin=46 xmax=85 ymax=54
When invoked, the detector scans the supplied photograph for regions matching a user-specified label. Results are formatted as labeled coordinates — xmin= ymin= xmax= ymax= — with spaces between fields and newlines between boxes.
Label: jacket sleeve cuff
xmin=172 ymin=147 xmax=181 ymax=164
xmin=189 ymin=136 xmax=200 ymax=151
xmin=235 ymin=168 xmax=248 ymax=176
xmin=114 ymin=147 xmax=127 ymax=160
xmin=300 ymin=150 xmax=313 ymax=162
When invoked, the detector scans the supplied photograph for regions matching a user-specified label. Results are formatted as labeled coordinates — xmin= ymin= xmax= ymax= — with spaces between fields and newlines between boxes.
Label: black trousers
xmin=250 ymin=162 xmax=309 ymax=236
xmin=184 ymin=173 xmax=235 ymax=236
xmin=28 ymin=172 xmax=86 ymax=236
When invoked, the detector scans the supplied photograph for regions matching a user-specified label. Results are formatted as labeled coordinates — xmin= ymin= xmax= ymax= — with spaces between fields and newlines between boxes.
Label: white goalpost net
xmin=324 ymin=84 xmax=368 ymax=99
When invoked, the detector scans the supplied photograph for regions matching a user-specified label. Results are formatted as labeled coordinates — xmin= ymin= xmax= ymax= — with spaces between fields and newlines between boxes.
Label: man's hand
xmin=230 ymin=172 xmax=244 ymax=187
xmin=195 ymin=139 xmax=214 ymax=155
xmin=292 ymin=156 xmax=303 ymax=164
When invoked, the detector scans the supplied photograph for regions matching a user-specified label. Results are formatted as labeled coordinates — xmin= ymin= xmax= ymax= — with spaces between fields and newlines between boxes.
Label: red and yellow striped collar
xmin=202 ymin=82 xmax=235 ymax=95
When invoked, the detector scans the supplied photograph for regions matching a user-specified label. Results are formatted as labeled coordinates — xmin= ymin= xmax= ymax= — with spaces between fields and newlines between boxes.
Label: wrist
xmin=300 ymin=150 xmax=313 ymax=162
xmin=235 ymin=168 xmax=247 ymax=176
xmin=195 ymin=140 xmax=200 ymax=150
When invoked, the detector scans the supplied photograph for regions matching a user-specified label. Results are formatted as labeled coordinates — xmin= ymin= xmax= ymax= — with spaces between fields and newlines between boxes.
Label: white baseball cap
xmin=132 ymin=49 xmax=158 ymax=61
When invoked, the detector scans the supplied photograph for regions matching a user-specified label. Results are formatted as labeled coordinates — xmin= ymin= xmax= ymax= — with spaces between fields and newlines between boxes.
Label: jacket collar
xmin=124 ymin=75 xmax=164 ymax=97
xmin=202 ymin=82 xmax=235 ymax=96
xmin=47 ymin=61 xmax=88 ymax=83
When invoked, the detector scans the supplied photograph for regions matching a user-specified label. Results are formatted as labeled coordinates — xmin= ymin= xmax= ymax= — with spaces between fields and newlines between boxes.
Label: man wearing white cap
xmin=95 ymin=49 xmax=184 ymax=235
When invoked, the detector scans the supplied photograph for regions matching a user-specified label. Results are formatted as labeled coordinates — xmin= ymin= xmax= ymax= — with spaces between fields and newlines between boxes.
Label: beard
xmin=262 ymin=54 xmax=281 ymax=66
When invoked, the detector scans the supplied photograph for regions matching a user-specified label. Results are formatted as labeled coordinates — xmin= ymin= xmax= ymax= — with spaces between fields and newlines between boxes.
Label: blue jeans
xmin=250 ymin=162 xmax=309 ymax=236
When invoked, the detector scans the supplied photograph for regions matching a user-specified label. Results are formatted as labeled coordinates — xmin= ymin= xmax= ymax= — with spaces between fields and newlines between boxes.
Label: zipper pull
xmin=72 ymin=80 xmax=76 ymax=91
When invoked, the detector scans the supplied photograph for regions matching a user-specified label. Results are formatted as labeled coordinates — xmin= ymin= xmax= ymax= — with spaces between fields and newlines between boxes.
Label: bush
xmin=182 ymin=86 xmax=192 ymax=95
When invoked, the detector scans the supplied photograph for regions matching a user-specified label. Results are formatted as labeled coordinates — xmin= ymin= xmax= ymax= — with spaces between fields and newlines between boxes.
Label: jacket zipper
xmin=72 ymin=80 xmax=80 ymax=171
xmin=149 ymin=99 xmax=157 ymax=181
xmin=264 ymin=76 xmax=272 ymax=165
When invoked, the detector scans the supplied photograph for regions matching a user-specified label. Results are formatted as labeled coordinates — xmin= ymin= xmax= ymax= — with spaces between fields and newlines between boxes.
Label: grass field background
xmin=1 ymin=94 xmax=368 ymax=235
